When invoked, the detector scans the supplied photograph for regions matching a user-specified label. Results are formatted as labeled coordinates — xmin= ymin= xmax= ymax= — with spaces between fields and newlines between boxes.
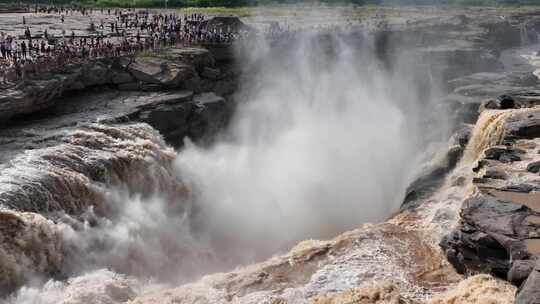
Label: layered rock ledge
xmin=0 ymin=46 xmax=236 ymax=123
xmin=442 ymin=97 xmax=540 ymax=304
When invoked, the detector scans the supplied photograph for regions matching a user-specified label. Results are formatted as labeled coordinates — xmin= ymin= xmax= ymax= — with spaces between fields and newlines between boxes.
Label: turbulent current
xmin=1 ymin=32 xmax=449 ymax=303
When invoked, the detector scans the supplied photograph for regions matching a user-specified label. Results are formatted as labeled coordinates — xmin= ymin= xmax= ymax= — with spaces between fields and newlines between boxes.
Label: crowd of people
xmin=0 ymin=6 xmax=246 ymax=85
xmin=0 ymin=5 xmax=392 ymax=85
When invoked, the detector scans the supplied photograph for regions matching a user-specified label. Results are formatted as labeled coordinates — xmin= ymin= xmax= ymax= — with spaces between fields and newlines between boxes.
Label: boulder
xmin=79 ymin=62 xmax=111 ymax=87
xmin=169 ymin=48 xmax=215 ymax=72
xmin=526 ymin=161 xmax=540 ymax=173
xmin=508 ymin=260 xmax=535 ymax=286
xmin=483 ymin=99 xmax=500 ymax=109
xmin=134 ymin=92 xmax=227 ymax=147
xmin=500 ymin=153 xmax=521 ymax=163
xmin=139 ymin=102 xmax=193 ymax=145
xmin=505 ymin=108 xmax=540 ymax=139
xmin=498 ymin=95 xmax=516 ymax=109
xmin=483 ymin=169 xmax=508 ymax=180
xmin=189 ymin=93 xmax=229 ymax=141
xmin=515 ymin=261 xmax=540 ymax=304
xmin=484 ymin=145 xmax=522 ymax=163
xmin=481 ymin=95 xmax=518 ymax=110
xmin=452 ymin=124 xmax=474 ymax=147
xmin=485 ymin=146 xmax=510 ymax=160
xmin=442 ymin=193 xmax=540 ymax=298
xmin=128 ymin=57 xmax=196 ymax=88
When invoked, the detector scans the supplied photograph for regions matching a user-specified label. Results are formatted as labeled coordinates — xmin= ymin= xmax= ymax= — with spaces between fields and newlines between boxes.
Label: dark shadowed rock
xmin=483 ymin=145 xmax=523 ymax=163
xmin=402 ymin=144 xmax=464 ymax=209
xmin=79 ymin=62 xmax=111 ymax=87
xmin=483 ymin=99 xmax=500 ymax=109
xmin=442 ymin=191 xmax=540 ymax=302
xmin=498 ymin=95 xmax=516 ymax=109
xmin=505 ymin=108 xmax=540 ymax=139
xmin=500 ymin=153 xmax=521 ymax=163
xmin=485 ymin=146 xmax=510 ymax=160
xmin=140 ymin=84 xmax=165 ymax=92
xmin=526 ymin=161 xmax=540 ymax=173
xmin=139 ymin=103 xmax=193 ymax=144
xmin=135 ymin=91 xmax=228 ymax=147
xmin=169 ymin=48 xmax=215 ymax=72
xmin=483 ymin=169 xmax=508 ymax=180
xmin=189 ymin=93 xmax=229 ymax=141
xmin=128 ymin=57 xmax=196 ymax=88
xmin=503 ymin=184 xmax=537 ymax=193
xmin=112 ymin=71 xmax=135 ymax=84
xmin=0 ymin=51 xmax=221 ymax=123
xmin=515 ymin=261 xmax=540 ymax=304
xmin=508 ymin=260 xmax=535 ymax=286
xmin=451 ymin=124 xmax=474 ymax=147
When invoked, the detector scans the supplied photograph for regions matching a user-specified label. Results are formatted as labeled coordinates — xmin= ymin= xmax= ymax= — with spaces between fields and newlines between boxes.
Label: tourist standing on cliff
xmin=0 ymin=8 xmax=247 ymax=82
xmin=21 ymin=41 xmax=27 ymax=59
xmin=0 ymin=33 xmax=5 ymax=59
xmin=24 ymin=27 xmax=32 ymax=54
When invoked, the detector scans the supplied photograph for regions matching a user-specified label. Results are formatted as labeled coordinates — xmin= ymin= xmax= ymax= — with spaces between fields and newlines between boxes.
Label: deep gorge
xmin=1 ymin=6 xmax=540 ymax=304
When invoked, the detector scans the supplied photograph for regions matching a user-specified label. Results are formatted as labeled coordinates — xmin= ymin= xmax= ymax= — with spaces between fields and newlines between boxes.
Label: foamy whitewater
xmin=4 ymin=27 xmax=449 ymax=303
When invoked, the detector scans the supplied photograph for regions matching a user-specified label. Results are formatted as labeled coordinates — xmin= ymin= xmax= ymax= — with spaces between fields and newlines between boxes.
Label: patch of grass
xmin=136 ymin=50 xmax=179 ymax=60
xmin=492 ymin=5 xmax=540 ymax=13
xmin=177 ymin=6 xmax=254 ymax=16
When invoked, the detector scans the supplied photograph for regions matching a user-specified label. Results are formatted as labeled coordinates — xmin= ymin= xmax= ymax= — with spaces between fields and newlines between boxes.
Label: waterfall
xmin=411 ymin=110 xmax=513 ymax=239
xmin=0 ymin=123 xmax=188 ymax=295
xmin=0 ymin=123 xmax=181 ymax=215
xmin=461 ymin=110 xmax=512 ymax=164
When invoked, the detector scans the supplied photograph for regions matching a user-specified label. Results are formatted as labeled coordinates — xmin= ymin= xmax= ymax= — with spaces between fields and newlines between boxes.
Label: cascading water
xmin=0 ymin=123 xmax=193 ymax=297
xmin=2 ymin=29 xmax=451 ymax=304
xmin=412 ymin=109 xmax=515 ymax=242
xmin=461 ymin=110 xmax=512 ymax=164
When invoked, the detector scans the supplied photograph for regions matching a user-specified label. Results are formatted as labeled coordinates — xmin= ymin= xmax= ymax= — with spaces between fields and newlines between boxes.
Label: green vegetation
xmin=91 ymin=0 xmax=254 ymax=8
xmin=177 ymin=6 xmax=254 ymax=16
xmin=136 ymin=50 xmax=179 ymax=60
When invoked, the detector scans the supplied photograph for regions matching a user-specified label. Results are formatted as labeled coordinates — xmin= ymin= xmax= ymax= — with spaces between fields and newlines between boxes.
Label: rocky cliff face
xmin=0 ymin=47 xmax=237 ymax=123
xmin=441 ymin=100 xmax=540 ymax=304
xmin=4 ymin=8 xmax=540 ymax=304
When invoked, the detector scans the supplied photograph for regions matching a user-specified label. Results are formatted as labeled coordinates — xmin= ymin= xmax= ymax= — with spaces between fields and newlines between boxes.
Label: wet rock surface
xmin=132 ymin=222 xmax=460 ymax=304
xmin=4 ymin=6 xmax=540 ymax=304
xmin=441 ymin=102 xmax=540 ymax=303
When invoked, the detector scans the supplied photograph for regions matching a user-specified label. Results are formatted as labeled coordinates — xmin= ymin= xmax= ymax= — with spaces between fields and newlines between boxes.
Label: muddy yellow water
xmin=486 ymin=189 xmax=540 ymax=213
xmin=525 ymin=239 xmax=540 ymax=255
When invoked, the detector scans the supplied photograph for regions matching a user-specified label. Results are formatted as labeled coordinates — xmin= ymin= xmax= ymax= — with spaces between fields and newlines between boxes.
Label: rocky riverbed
xmin=2 ymin=6 xmax=540 ymax=304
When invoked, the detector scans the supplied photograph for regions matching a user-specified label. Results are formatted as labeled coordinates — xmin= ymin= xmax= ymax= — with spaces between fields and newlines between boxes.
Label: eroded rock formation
xmin=0 ymin=47 xmax=235 ymax=123
xmin=442 ymin=99 xmax=540 ymax=303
